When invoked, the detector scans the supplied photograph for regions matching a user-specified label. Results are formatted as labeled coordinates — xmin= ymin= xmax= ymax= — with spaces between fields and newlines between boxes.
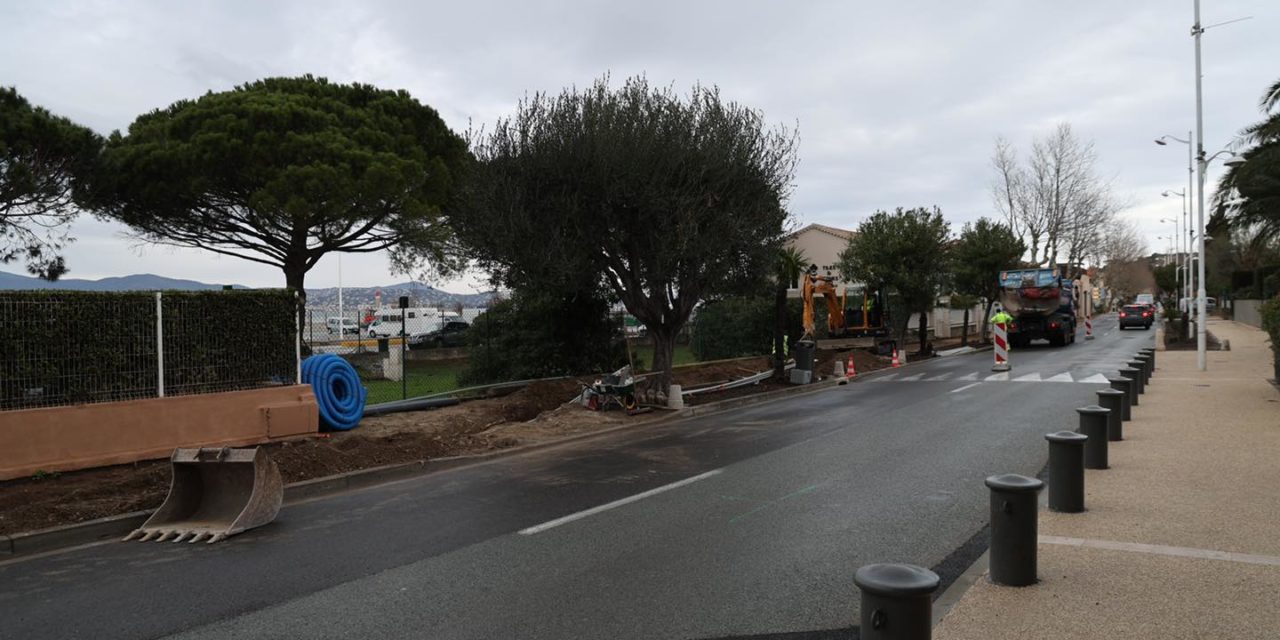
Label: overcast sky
xmin=2 ymin=0 xmax=1276 ymax=290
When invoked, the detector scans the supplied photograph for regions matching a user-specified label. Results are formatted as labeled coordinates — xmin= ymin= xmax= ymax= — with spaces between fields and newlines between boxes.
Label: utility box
xmin=789 ymin=368 xmax=812 ymax=385
xmin=793 ymin=340 xmax=816 ymax=372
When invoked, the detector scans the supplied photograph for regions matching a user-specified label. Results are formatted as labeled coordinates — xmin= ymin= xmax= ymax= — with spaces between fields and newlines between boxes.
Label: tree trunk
xmin=773 ymin=284 xmax=787 ymax=380
xmin=649 ymin=326 xmax=677 ymax=396
xmin=961 ymin=308 xmax=970 ymax=347
xmin=982 ymin=298 xmax=996 ymax=343
xmin=284 ymin=265 xmax=307 ymax=343
xmin=917 ymin=309 xmax=929 ymax=356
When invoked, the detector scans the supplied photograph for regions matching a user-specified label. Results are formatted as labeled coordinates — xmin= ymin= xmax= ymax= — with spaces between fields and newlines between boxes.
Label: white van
xmin=366 ymin=307 xmax=457 ymax=338
xmin=326 ymin=317 xmax=361 ymax=335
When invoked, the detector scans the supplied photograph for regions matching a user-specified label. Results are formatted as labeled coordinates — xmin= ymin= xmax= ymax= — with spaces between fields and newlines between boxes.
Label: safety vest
xmin=990 ymin=311 xmax=1013 ymax=325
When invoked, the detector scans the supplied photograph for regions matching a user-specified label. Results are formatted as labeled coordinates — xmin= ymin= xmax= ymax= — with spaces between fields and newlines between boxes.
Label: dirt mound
xmin=498 ymin=379 xmax=583 ymax=422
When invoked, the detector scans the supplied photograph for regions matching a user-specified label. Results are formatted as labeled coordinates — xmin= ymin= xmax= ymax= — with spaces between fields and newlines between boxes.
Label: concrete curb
xmin=932 ymin=550 xmax=989 ymax=627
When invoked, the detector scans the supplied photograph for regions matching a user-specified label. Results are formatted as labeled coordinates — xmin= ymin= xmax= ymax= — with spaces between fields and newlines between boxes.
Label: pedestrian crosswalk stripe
xmin=956 ymin=372 xmax=978 ymax=381
xmin=1045 ymin=372 xmax=1074 ymax=382
xmin=929 ymin=372 xmax=952 ymax=381
xmin=985 ymin=372 xmax=1010 ymax=382
xmin=1078 ymin=373 xmax=1110 ymax=384
xmin=873 ymin=373 xmax=899 ymax=382
xmin=899 ymin=373 xmax=925 ymax=381
xmin=1013 ymin=372 xmax=1042 ymax=382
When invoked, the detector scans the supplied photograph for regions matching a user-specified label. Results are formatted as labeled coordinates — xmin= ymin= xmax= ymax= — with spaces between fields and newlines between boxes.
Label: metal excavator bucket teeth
xmin=123 ymin=447 xmax=283 ymax=544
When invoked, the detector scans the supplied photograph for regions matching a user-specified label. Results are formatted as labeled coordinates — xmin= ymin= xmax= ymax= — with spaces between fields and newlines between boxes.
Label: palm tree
xmin=774 ymin=246 xmax=809 ymax=379
xmin=1217 ymin=78 xmax=1280 ymax=241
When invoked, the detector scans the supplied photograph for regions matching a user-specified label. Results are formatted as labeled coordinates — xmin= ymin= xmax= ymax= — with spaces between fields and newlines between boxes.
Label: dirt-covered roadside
xmin=0 ymin=351 xmax=894 ymax=536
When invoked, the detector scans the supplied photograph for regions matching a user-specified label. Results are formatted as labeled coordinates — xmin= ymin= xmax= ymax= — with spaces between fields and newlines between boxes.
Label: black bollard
xmin=985 ymin=473 xmax=1044 ymax=586
xmin=1096 ymin=388 xmax=1126 ymax=441
xmin=1108 ymin=376 xmax=1134 ymax=420
xmin=1118 ymin=367 xmax=1142 ymax=403
xmin=1126 ymin=361 xmax=1147 ymax=393
xmin=1140 ymin=347 xmax=1156 ymax=374
xmin=854 ymin=563 xmax=940 ymax=640
xmin=1077 ymin=405 xmax=1110 ymax=469
xmin=1045 ymin=431 xmax=1087 ymax=513
xmin=1133 ymin=355 xmax=1152 ymax=384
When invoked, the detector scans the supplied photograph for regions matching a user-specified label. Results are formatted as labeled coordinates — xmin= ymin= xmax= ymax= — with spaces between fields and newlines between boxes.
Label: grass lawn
xmin=672 ymin=344 xmax=698 ymax=367
xmin=361 ymin=359 xmax=468 ymax=404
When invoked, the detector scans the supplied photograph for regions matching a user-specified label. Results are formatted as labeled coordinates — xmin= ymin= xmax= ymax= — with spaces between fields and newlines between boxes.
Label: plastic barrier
xmin=302 ymin=354 xmax=368 ymax=431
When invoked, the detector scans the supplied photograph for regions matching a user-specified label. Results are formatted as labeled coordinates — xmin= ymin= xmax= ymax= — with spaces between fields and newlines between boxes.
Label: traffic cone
xmin=847 ymin=354 xmax=857 ymax=379
xmin=891 ymin=348 xmax=901 ymax=368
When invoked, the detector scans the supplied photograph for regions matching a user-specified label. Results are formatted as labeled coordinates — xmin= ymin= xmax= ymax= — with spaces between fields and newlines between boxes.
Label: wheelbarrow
xmin=581 ymin=365 xmax=641 ymax=414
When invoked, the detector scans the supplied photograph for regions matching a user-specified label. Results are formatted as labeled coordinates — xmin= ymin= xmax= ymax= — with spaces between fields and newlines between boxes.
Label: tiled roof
xmin=790 ymin=223 xmax=856 ymax=241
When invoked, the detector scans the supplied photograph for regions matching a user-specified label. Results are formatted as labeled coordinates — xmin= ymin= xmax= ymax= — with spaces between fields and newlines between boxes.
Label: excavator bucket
xmin=124 ymin=447 xmax=283 ymax=544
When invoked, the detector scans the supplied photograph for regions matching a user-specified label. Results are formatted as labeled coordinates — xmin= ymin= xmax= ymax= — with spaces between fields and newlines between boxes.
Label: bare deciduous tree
xmin=991 ymin=124 xmax=1117 ymax=272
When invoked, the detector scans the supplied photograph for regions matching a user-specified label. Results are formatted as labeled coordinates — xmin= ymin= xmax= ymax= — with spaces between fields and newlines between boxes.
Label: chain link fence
xmin=1 ymin=291 xmax=298 ymax=411
xmin=302 ymin=305 xmax=487 ymax=406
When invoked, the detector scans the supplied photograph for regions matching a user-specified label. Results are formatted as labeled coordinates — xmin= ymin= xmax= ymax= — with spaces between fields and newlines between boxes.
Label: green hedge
xmin=689 ymin=295 xmax=776 ymax=361
xmin=1 ymin=290 xmax=297 ymax=409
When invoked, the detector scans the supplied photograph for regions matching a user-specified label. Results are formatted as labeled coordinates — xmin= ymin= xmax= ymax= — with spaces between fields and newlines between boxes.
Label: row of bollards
xmin=851 ymin=347 xmax=1157 ymax=639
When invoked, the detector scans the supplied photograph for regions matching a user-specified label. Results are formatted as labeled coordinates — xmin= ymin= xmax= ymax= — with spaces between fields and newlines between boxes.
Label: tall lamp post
xmin=1159 ymin=218 xmax=1181 ymax=303
xmin=1155 ymin=135 xmax=1193 ymax=335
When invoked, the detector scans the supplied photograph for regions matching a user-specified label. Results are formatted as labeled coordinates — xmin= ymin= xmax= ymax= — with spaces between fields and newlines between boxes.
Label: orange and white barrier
xmin=1085 ymin=315 xmax=1094 ymax=340
xmin=992 ymin=322 xmax=1011 ymax=371
xmin=891 ymin=348 xmax=901 ymax=368
xmin=847 ymin=354 xmax=857 ymax=379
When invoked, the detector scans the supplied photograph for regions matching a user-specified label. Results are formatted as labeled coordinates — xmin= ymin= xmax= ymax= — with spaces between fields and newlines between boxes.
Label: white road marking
xmin=872 ymin=373 xmax=899 ymax=382
xmin=956 ymin=372 xmax=979 ymax=381
xmin=1044 ymin=372 xmax=1074 ymax=382
xmin=1040 ymin=535 xmax=1280 ymax=567
xmin=1013 ymin=372 xmax=1042 ymax=382
xmin=929 ymin=372 xmax=953 ymax=381
xmin=519 ymin=469 xmax=723 ymax=535
xmin=985 ymin=372 xmax=1010 ymax=382
xmin=950 ymin=382 xmax=982 ymax=393
xmin=1078 ymin=373 xmax=1110 ymax=384
xmin=898 ymin=373 xmax=924 ymax=382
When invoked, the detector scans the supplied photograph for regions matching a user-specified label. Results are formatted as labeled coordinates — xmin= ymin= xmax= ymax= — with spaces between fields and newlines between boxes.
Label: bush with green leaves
xmin=460 ymin=289 xmax=625 ymax=385
xmin=689 ymin=296 xmax=776 ymax=361
xmin=1 ymin=290 xmax=296 ymax=409
xmin=1261 ymin=296 xmax=1280 ymax=351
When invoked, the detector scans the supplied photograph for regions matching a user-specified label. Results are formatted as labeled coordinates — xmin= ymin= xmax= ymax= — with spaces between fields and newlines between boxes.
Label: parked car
xmin=325 ymin=317 xmax=361 ymax=335
xmin=409 ymin=321 xmax=469 ymax=349
xmin=1118 ymin=304 xmax=1153 ymax=330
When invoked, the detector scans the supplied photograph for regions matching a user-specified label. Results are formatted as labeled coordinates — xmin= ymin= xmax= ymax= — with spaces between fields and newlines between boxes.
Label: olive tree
xmin=446 ymin=76 xmax=797 ymax=388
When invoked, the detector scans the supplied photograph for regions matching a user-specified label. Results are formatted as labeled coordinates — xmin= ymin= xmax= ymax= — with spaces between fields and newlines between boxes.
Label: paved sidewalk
xmin=935 ymin=319 xmax=1280 ymax=639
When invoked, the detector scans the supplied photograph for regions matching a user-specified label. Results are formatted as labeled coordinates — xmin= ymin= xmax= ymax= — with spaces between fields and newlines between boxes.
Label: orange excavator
xmin=800 ymin=265 xmax=889 ymax=343
xmin=801 ymin=265 xmax=847 ymax=341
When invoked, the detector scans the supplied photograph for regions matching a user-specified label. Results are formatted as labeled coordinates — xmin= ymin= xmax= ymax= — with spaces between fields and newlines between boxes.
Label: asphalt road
xmin=0 ymin=315 xmax=1153 ymax=640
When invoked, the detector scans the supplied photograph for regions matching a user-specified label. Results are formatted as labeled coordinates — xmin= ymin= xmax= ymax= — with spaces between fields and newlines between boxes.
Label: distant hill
xmin=304 ymin=281 xmax=495 ymax=309
xmin=0 ymin=271 xmax=246 ymax=291
xmin=0 ymin=270 xmax=495 ymax=308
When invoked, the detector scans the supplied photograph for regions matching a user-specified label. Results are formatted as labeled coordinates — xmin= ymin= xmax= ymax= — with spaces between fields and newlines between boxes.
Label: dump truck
xmin=997 ymin=268 xmax=1077 ymax=347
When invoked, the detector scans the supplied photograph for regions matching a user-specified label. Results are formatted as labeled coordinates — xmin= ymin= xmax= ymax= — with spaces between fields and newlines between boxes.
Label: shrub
xmin=1261 ymin=296 xmax=1280 ymax=351
xmin=689 ymin=295 xmax=775 ymax=361
xmin=460 ymin=289 xmax=625 ymax=385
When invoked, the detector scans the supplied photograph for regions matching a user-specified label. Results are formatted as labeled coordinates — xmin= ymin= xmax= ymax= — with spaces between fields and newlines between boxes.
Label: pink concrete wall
xmin=0 ymin=386 xmax=318 ymax=481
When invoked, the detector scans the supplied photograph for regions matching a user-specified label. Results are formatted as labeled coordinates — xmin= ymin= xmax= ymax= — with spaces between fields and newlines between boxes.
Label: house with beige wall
xmin=785 ymin=223 xmax=856 ymax=277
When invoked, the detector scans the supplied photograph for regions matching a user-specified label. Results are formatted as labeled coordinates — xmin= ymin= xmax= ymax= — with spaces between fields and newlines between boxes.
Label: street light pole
xmin=1192 ymin=0 xmax=1208 ymax=371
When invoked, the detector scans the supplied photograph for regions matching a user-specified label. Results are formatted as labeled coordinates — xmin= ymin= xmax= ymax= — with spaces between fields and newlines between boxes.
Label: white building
xmin=785 ymin=223 xmax=856 ymax=277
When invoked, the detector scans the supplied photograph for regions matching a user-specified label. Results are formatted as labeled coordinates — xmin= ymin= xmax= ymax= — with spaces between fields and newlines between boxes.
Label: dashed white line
xmin=518 ymin=469 xmax=724 ymax=535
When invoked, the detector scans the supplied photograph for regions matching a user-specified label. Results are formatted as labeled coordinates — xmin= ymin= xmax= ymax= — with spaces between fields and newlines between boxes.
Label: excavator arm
xmin=801 ymin=272 xmax=847 ymax=341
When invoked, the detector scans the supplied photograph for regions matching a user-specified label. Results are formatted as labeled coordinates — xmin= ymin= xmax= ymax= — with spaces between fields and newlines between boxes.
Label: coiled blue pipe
xmin=302 ymin=354 xmax=368 ymax=431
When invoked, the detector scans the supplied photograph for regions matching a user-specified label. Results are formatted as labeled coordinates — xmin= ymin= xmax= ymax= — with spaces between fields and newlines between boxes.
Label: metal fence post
xmin=295 ymin=291 xmax=302 ymax=384
xmin=155 ymin=292 xmax=165 ymax=398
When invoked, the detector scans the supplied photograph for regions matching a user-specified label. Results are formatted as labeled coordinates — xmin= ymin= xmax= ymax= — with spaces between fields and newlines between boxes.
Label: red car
xmin=1118 ymin=304 xmax=1153 ymax=330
